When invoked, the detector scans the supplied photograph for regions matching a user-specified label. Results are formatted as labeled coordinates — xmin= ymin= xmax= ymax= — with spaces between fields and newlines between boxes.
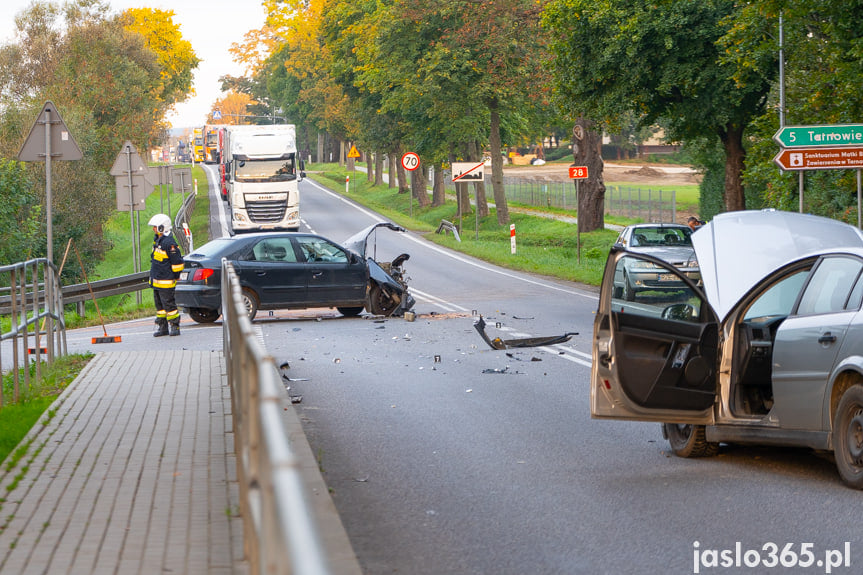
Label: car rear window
xmin=185 ymin=238 xmax=235 ymax=259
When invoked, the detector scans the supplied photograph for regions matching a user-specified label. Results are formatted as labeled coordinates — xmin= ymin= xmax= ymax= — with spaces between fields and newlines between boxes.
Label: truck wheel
xmin=833 ymin=384 xmax=863 ymax=489
xmin=368 ymin=284 xmax=398 ymax=316
xmin=662 ymin=423 xmax=719 ymax=458
xmin=241 ymin=288 xmax=259 ymax=321
xmin=188 ymin=308 xmax=220 ymax=324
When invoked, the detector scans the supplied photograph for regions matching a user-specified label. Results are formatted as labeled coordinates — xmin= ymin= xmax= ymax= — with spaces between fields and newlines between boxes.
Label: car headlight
xmin=680 ymin=260 xmax=699 ymax=269
xmin=630 ymin=260 xmax=662 ymax=269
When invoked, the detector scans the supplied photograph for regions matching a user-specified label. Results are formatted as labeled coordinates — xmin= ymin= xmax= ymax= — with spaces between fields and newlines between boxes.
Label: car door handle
xmin=818 ymin=333 xmax=837 ymax=344
xmin=311 ymin=271 xmax=323 ymax=278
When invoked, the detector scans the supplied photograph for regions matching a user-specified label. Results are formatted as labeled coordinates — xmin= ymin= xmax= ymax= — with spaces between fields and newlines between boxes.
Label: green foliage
xmin=0 ymin=159 xmax=42 ymax=265
xmin=0 ymin=0 xmax=198 ymax=279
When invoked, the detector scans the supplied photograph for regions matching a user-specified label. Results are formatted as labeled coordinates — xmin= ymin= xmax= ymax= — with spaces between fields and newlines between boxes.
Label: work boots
xmin=168 ymin=322 xmax=180 ymax=337
xmin=153 ymin=317 xmax=169 ymax=337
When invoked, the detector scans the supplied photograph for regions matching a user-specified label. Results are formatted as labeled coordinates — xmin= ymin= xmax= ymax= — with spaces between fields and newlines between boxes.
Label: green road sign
xmin=774 ymin=124 xmax=863 ymax=148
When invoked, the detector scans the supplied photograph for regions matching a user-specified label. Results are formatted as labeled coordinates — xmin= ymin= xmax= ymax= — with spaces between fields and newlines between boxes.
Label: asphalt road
xmin=39 ymin=167 xmax=863 ymax=575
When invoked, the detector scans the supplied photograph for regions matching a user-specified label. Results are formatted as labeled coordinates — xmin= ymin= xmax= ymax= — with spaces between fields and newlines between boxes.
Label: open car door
xmin=591 ymin=247 xmax=720 ymax=424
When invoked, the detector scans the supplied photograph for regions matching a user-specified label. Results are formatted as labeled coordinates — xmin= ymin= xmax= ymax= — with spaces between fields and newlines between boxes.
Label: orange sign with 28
xmin=568 ymin=166 xmax=589 ymax=179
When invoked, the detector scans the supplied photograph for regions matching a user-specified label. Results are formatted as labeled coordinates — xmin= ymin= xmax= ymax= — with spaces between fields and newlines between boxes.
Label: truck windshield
xmin=235 ymin=158 xmax=297 ymax=182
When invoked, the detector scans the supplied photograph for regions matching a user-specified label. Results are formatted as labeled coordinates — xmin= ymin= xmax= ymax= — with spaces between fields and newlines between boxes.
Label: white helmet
xmin=148 ymin=213 xmax=172 ymax=235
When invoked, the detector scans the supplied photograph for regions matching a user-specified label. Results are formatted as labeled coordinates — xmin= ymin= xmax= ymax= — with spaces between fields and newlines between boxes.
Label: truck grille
xmin=246 ymin=200 xmax=287 ymax=223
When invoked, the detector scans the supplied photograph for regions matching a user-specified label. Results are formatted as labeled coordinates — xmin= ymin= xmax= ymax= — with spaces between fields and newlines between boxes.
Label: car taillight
xmin=192 ymin=268 xmax=215 ymax=282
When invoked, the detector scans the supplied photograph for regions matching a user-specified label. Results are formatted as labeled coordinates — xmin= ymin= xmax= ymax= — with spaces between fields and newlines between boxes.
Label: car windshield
xmin=235 ymin=158 xmax=297 ymax=182
xmin=630 ymin=227 xmax=693 ymax=247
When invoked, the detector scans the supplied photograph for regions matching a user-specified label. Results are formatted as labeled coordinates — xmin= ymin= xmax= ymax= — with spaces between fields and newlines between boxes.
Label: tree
xmin=0 ymin=0 xmax=199 ymax=273
xmin=121 ymin=7 xmax=200 ymax=142
xmin=544 ymin=0 xmax=774 ymax=213
xmin=210 ymin=92 xmax=255 ymax=125
xmin=719 ymin=0 xmax=863 ymax=220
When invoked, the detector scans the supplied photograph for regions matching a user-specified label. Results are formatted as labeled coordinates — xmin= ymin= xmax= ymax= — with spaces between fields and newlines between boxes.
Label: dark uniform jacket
xmin=149 ymin=233 xmax=184 ymax=289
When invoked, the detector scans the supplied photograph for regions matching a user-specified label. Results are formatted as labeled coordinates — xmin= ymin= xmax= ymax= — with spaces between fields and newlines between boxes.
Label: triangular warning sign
xmin=347 ymin=144 xmax=361 ymax=159
xmin=17 ymin=101 xmax=83 ymax=162
xmin=110 ymin=141 xmax=147 ymax=176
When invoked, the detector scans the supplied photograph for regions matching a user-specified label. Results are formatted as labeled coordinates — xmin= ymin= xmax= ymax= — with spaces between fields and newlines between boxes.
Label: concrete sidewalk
xmin=0 ymin=350 xmax=247 ymax=575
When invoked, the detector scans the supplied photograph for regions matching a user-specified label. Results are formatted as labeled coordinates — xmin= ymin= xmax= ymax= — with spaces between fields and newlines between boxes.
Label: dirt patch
xmin=503 ymin=162 xmax=702 ymax=186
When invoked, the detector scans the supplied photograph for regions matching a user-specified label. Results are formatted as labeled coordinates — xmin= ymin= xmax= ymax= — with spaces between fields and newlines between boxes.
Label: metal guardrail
xmin=0 ymin=258 xmax=67 ymax=404
xmin=0 ymin=271 xmax=150 ymax=315
xmin=173 ymin=190 xmax=196 ymax=254
xmin=221 ymin=258 xmax=330 ymax=575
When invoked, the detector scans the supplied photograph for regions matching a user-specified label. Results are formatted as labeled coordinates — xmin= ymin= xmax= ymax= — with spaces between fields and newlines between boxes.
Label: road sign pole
xmin=576 ymin=180 xmax=581 ymax=265
xmin=799 ymin=172 xmax=804 ymax=213
xmin=857 ymin=169 xmax=861 ymax=230
xmin=44 ymin=107 xmax=53 ymax=264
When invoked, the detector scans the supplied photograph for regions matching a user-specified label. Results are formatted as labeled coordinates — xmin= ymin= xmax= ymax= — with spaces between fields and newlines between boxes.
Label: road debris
xmin=473 ymin=315 xmax=577 ymax=350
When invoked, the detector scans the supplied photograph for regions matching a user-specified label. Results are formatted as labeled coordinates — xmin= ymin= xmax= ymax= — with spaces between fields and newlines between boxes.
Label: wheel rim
xmin=846 ymin=409 xmax=863 ymax=464
xmin=242 ymin=295 xmax=254 ymax=316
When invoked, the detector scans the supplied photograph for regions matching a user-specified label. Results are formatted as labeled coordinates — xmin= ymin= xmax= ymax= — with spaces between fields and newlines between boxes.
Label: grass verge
xmin=0 ymin=353 xmax=94 ymax=465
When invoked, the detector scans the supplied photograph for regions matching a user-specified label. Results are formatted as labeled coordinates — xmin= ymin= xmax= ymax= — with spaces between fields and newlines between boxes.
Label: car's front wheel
xmin=368 ymin=284 xmax=399 ymax=316
xmin=833 ymin=384 xmax=863 ymax=489
xmin=188 ymin=308 xmax=220 ymax=324
xmin=241 ymin=288 xmax=259 ymax=321
xmin=662 ymin=423 xmax=719 ymax=458
xmin=622 ymin=272 xmax=636 ymax=301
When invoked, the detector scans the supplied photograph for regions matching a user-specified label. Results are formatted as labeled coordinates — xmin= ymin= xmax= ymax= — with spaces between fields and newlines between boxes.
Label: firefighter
xmin=148 ymin=213 xmax=185 ymax=336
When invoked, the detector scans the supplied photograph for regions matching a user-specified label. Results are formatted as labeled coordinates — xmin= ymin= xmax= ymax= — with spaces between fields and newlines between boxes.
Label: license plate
xmin=658 ymin=273 xmax=677 ymax=281
xmin=180 ymin=271 xmax=188 ymax=281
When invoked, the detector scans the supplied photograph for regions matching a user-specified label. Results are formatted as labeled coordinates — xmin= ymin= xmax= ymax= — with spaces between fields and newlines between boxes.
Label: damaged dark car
xmin=175 ymin=222 xmax=415 ymax=322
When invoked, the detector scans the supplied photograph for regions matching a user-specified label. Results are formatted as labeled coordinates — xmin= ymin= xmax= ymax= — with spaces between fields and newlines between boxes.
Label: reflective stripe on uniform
xmin=151 ymin=279 xmax=176 ymax=288
xmin=172 ymin=263 xmax=184 ymax=273
xmin=156 ymin=309 xmax=167 ymax=318
xmin=166 ymin=309 xmax=180 ymax=320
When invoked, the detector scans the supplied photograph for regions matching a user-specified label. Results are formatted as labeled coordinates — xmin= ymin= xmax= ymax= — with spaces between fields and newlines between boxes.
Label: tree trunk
xmin=367 ymin=152 xmax=374 ymax=183
xmin=488 ymin=103 xmax=509 ymax=225
xmin=432 ymin=161 xmax=446 ymax=206
xmin=397 ymin=150 xmax=408 ymax=194
xmin=411 ymin=163 xmax=430 ymax=207
xmin=468 ymin=140 xmax=489 ymax=217
xmin=572 ymin=116 xmax=605 ymax=233
xmin=339 ymin=140 xmax=345 ymax=167
xmin=388 ymin=153 xmax=396 ymax=189
xmin=375 ymin=153 xmax=384 ymax=186
xmin=720 ymin=124 xmax=746 ymax=211
xmin=316 ymin=132 xmax=324 ymax=164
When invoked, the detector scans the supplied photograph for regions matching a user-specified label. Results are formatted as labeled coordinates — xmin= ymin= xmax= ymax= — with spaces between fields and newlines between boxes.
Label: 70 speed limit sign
xmin=401 ymin=152 xmax=420 ymax=171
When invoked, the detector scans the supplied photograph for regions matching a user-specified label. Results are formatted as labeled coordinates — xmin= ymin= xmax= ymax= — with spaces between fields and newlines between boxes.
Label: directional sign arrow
xmin=773 ymin=146 xmax=863 ymax=171
xmin=773 ymin=124 xmax=863 ymax=148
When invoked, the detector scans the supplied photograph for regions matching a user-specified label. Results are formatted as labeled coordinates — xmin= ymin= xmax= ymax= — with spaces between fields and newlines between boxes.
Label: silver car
xmin=593 ymin=210 xmax=863 ymax=489
xmin=612 ymin=223 xmax=701 ymax=300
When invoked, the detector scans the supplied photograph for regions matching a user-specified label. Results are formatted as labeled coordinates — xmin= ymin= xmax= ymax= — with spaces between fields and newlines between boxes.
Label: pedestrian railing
xmin=0 ymin=258 xmax=66 ymax=405
xmin=221 ymin=258 xmax=330 ymax=575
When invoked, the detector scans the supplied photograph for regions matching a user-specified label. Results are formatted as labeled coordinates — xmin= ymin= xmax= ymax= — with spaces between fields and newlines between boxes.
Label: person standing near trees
xmin=147 ymin=213 xmax=185 ymax=337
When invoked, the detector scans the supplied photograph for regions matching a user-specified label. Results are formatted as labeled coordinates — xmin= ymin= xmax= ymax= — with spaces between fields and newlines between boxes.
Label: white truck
xmin=224 ymin=124 xmax=304 ymax=233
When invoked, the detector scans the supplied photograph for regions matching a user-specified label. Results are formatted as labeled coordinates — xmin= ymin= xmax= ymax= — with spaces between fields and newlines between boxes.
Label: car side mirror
xmin=661 ymin=303 xmax=697 ymax=321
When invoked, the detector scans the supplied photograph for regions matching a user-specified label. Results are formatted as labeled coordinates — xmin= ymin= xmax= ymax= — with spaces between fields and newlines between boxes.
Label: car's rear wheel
xmin=337 ymin=306 xmax=364 ymax=317
xmin=188 ymin=308 xmax=220 ymax=324
xmin=368 ymin=284 xmax=398 ymax=316
xmin=663 ymin=423 xmax=719 ymax=458
xmin=833 ymin=384 xmax=863 ymax=489
xmin=241 ymin=288 xmax=259 ymax=321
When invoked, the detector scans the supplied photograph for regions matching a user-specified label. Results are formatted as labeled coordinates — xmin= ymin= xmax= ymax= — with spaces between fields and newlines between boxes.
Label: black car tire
xmin=623 ymin=272 xmax=636 ymax=301
xmin=242 ymin=288 xmax=259 ymax=321
xmin=337 ymin=306 xmax=364 ymax=317
xmin=368 ymin=284 xmax=398 ymax=316
xmin=833 ymin=384 xmax=863 ymax=489
xmin=188 ymin=308 xmax=220 ymax=324
xmin=663 ymin=423 xmax=719 ymax=458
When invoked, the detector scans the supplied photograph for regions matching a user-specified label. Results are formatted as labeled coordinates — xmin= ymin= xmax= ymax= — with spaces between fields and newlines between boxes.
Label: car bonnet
xmin=342 ymin=222 xmax=405 ymax=259
xmin=692 ymin=209 xmax=863 ymax=322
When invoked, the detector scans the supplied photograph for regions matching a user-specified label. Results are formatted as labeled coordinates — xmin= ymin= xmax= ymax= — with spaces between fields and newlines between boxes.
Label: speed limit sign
xmin=401 ymin=152 xmax=420 ymax=171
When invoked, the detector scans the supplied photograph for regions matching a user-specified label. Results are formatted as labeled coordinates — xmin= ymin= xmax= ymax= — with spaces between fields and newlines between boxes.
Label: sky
xmin=1 ymin=0 xmax=268 ymax=130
